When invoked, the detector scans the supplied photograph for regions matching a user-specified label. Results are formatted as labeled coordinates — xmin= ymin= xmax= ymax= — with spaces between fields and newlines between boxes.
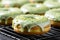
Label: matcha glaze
xmin=12 ymin=15 xmax=50 ymax=32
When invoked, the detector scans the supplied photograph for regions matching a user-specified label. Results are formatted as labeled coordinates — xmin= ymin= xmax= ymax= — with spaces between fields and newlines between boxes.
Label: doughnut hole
xmin=35 ymin=13 xmax=45 ymax=15
xmin=7 ymin=17 xmax=13 ymax=25
xmin=37 ymin=1 xmax=43 ymax=3
xmin=13 ymin=4 xmax=20 ymax=8
xmin=14 ymin=24 xmax=21 ymax=33
xmin=39 ymin=13 xmax=45 ymax=15
xmin=25 ymin=12 xmax=30 ymax=14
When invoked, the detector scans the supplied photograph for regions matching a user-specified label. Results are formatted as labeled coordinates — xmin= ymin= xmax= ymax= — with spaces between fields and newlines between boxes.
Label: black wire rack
xmin=0 ymin=25 xmax=60 ymax=40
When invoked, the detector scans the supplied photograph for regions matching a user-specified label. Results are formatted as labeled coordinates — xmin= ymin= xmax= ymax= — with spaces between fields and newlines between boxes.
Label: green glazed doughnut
xmin=45 ymin=8 xmax=60 ymax=21
xmin=20 ymin=3 xmax=49 ymax=15
xmin=44 ymin=0 xmax=60 ymax=9
xmin=0 ymin=0 xmax=30 ymax=8
xmin=12 ymin=15 xmax=51 ymax=35
xmin=45 ymin=8 xmax=60 ymax=27
xmin=0 ymin=0 xmax=46 ymax=8
xmin=0 ymin=8 xmax=23 ymax=25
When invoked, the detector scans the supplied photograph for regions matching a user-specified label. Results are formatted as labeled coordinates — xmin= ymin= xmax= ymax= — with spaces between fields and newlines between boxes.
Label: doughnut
xmin=0 ymin=0 xmax=30 ymax=8
xmin=0 ymin=8 xmax=22 ymax=25
xmin=0 ymin=0 xmax=46 ymax=8
xmin=45 ymin=8 xmax=60 ymax=27
xmin=44 ymin=0 xmax=60 ymax=9
xmin=29 ymin=0 xmax=45 ymax=3
xmin=12 ymin=15 xmax=51 ymax=35
xmin=20 ymin=3 xmax=49 ymax=15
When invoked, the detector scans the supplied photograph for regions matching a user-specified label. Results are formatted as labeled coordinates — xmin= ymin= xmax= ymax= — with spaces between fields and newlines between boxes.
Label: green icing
xmin=46 ymin=8 xmax=60 ymax=21
xmin=0 ymin=11 xmax=8 ymax=19
xmin=0 ymin=8 xmax=23 ymax=21
xmin=44 ymin=0 xmax=60 ymax=8
xmin=13 ymin=15 xmax=49 ymax=32
xmin=0 ymin=0 xmax=30 ymax=7
xmin=16 ymin=15 xmax=48 ymax=23
xmin=21 ymin=3 xmax=49 ymax=14
xmin=7 ymin=8 xmax=23 ymax=18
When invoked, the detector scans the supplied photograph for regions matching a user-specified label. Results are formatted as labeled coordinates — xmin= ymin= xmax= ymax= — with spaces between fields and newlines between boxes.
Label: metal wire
xmin=0 ymin=26 xmax=60 ymax=40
